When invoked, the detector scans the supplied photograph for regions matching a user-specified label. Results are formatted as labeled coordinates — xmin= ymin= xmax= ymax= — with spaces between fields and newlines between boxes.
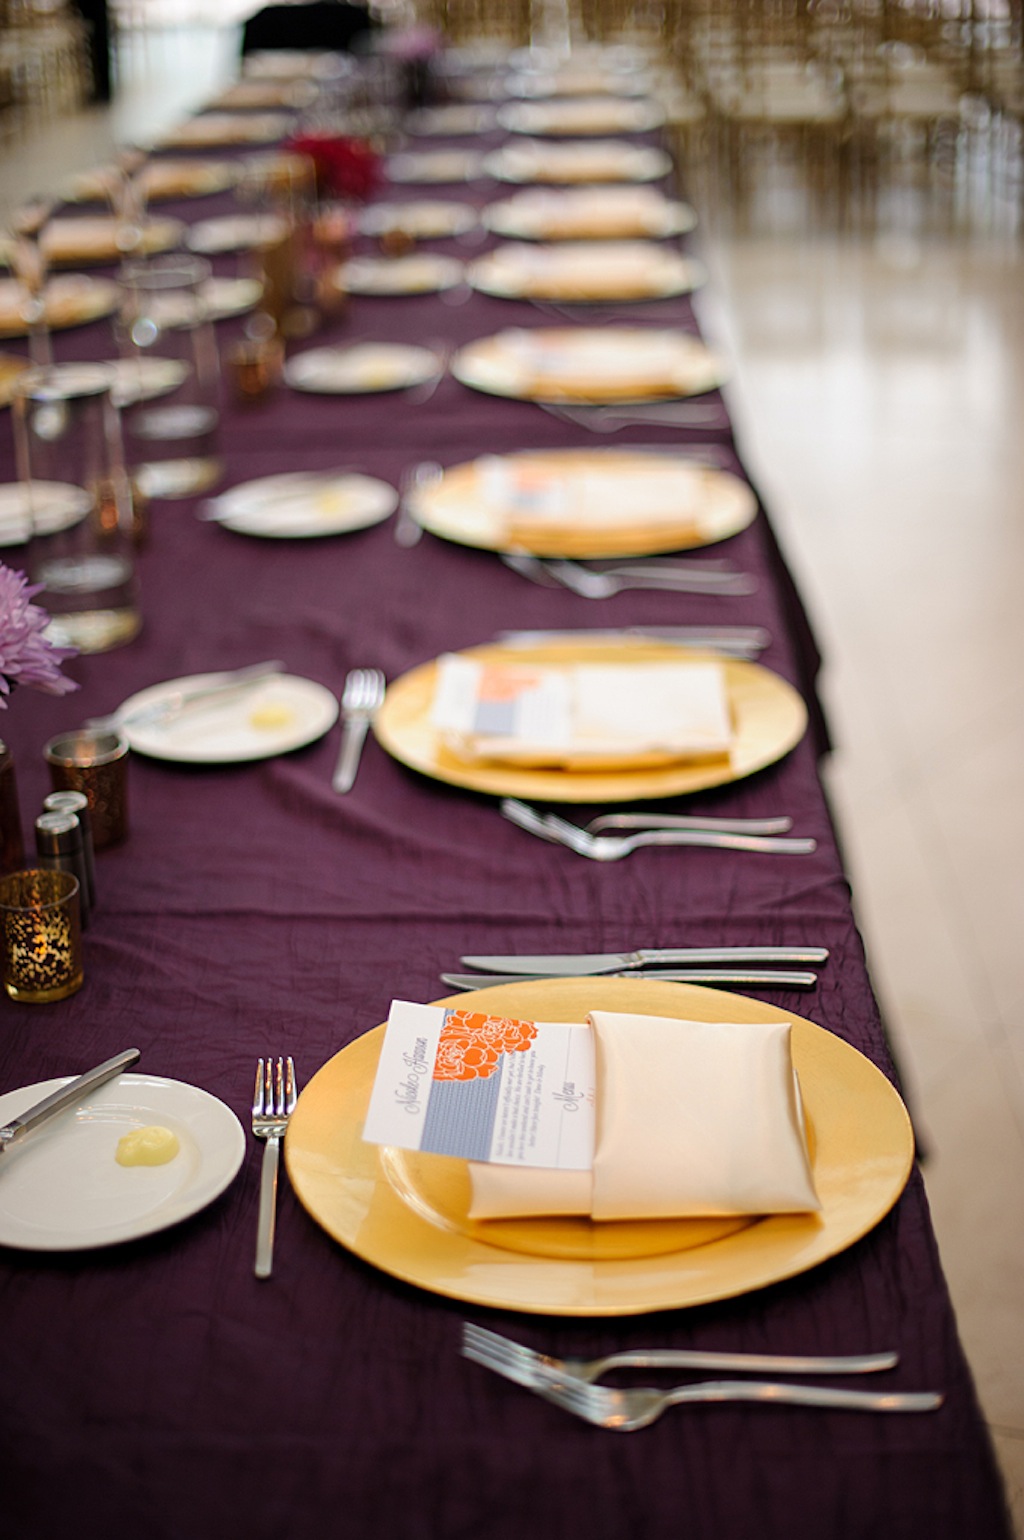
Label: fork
xmin=524 ymin=1373 xmax=942 ymax=1429
xmin=461 ymin=1323 xmax=899 ymax=1384
xmin=394 ymin=460 xmax=442 ymax=548
xmin=585 ymin=811 xmax=795 ymax=835
xmin=543 ymin=558 xmax=756 ymax=599
xmin=252 ymin=1055 xmax=297 ymax=1280
xmin=332 ymin=668 xmax=386 ymax=793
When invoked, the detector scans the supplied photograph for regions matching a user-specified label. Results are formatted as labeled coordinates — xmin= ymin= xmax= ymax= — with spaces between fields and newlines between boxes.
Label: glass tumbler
xmin=117 ymin=252 xmax=222 ymax=500
xmin=13 ymin=363 xmax=141 ymax=654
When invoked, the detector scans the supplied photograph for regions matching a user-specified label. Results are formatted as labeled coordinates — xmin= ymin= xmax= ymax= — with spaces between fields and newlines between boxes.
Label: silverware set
xmin=502 ymin=552 xmax=755 ymax=597
xmin=252 ymin=1055 xmax=298 ymax=1280
xmin=333 ymin=668 xmax=386 ymax=793
xmin=446 ymin=934 xmax=828 ymax=992
xmin=501 ymin=797 xmax=817 ymax=860
xmin=462 ymin=1325 xmax=943 ymax=1428
xmin=537 ymin=400 xmax=730 ymax=433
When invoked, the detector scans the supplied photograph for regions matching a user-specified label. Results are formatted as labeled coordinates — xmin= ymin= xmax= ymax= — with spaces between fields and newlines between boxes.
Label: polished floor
xmin=2 ymin=23 xmax=1023 ymax=1529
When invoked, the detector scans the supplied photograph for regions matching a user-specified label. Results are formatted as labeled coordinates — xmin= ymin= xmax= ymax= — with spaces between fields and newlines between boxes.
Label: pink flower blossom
xmin=0 ymin=563 xmax=78 ymax=708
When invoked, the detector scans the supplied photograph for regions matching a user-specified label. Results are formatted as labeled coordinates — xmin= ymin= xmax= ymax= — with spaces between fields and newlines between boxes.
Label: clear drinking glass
xmin=117 ymin=252 xmax=222 ymax=499
xmin=13 ymin=363 xmax=141 ymax=654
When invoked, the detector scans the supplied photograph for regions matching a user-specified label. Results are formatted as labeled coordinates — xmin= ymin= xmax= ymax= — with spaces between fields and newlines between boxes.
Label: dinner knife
xmin=0 ymin=1048 xmax=141 ymax=1157
xmin=459 ymin=947 xmax=829 ymax=976
xmin=442 ymin=971 xmax=819 ymax=991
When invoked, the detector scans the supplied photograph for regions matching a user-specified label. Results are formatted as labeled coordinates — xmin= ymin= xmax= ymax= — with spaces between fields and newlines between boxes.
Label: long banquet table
xmin=0 ymin=63 xmax=1012 ymax=1540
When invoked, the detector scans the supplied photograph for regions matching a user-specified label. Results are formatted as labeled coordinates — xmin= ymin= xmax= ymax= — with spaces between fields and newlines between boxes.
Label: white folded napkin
xmin=431 ymin=654 xmax=733 ymax=769
xmin=468 ymin=1011 xmax=820 ymax=1221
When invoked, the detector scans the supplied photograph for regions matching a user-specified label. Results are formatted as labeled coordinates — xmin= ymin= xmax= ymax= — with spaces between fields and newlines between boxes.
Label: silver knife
xmin=442 ymin=971 xmax=819 ymax=991
xmin=0 ymin=1048 xmax=141 ymax=1156
xmin=459 ymin=947 xmax=829 ymax=976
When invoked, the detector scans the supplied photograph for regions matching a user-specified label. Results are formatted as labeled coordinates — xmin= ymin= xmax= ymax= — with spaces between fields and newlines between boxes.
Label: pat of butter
xmin=116 ymin=1125 xmax=180 ymax=1167
xmin=249 ymin=703 xmax=294 ymax=731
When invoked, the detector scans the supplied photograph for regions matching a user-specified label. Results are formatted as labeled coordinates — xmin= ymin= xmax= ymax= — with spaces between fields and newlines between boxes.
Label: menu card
xmin=363 ymin=1000 xmax=596 ymax=1169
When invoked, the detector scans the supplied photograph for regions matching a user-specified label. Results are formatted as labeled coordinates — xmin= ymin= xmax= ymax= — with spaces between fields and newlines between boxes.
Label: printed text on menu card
xmin=363 ymin=1000 xmax=596 ymax=1167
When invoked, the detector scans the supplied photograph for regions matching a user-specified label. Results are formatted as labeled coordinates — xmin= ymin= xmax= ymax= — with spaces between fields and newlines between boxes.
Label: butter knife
xmin=443 ymin=971 xmax=819 ymax=991
xmin=0 ymin=1048 xmax=141 ymax=1157
xmin=459 ymin=947 xmax=829 ymax=976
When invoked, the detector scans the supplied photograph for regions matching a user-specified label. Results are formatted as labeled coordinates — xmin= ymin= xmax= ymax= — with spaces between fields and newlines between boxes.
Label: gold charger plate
xmin=0 ymin=275 xmax=119 ymax=339
xmin=285 ymin=978 xmax=914 ymax=1316
xmin=373 ymin=639 xmax=805 ymax=802
xmin=452 ymin=327 xmax=728 ymax=404
xmin=497 ymin=98 xmax=665 ymax=136
xmin=42 ymin=216 xmax=184 ymax=266
xmin=466 ymin=243 xmax=706 ymax=302
xmin=407 ymin=448 xmax=757 ymax=557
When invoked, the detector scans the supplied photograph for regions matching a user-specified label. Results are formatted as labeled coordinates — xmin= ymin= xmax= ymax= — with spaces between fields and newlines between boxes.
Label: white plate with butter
xmin=119 ymin=671 xmax=339 ymax=763
xmin=0 ymin=1073 xmax=245 ymax=1250
xmin=284 ymin=342 xmax=442 ymax=395
xmin=209 ymin=470 xmax=398 ymax=539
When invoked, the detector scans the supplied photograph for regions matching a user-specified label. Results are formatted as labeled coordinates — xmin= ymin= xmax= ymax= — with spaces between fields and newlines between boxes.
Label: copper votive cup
xmin=227 ymin=333 xmax=285 ymax=403
xmin=0 ymin=869 xmax=83 ymax=1003
xmin=44 ymin=729 xmax=129 ymax=848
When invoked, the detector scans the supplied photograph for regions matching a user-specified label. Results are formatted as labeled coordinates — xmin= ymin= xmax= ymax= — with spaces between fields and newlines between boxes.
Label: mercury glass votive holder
xmin=44 ymin=728 xmax=129 ymax=848
xmin=0 ymin=869 xmax=83 ymax=1003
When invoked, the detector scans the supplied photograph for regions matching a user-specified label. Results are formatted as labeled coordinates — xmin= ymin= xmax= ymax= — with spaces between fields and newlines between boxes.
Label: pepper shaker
xmin=35 ymin=811 xmax=91 ymax=928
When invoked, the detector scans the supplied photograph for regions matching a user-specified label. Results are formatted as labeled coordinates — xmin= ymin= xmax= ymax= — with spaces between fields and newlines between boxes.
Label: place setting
xmin=335 ymin=252 xmax=466 ymax=296
xmin=483 ymin=138 xmax=673 ymax=184
xmin=281 ymin=975 xmax=916 ymax=1316
xmin=482 ymin=185 xmax=697 ymax=241
xmin=385 ymin=149 xmax=488 ymax=185
xmin=37 ymin=215 xmax=185 ymax=267
xmin=358 ymin=200 xmax=480 ymax=241
xmin=156 ymin=112 xmax=295 ymax=149
xmin=451 ymin=326 xmax=730 ymax=404
xmin=67 ymin=158 xmax=240 ymax=205
xmin=497 ymin=97 xmax=666 ymax=136
xmin=371 ymin=637 xmax=808 ymax=805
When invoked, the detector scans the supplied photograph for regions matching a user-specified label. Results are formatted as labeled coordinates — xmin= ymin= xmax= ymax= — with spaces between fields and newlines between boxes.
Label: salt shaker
xmin=43 ymin=790 xmax=97 ymax=908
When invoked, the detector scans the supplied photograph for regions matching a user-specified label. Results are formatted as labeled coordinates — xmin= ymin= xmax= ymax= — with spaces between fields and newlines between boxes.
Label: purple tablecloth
xmin=0 ymin=101 xmax=1010 ymax=1540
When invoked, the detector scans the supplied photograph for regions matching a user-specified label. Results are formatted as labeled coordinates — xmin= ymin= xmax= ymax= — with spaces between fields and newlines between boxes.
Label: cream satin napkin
xmin=476 ymin=455 xmax=707 ymax=549
xmin=468 ymin=1011 xmax=820 ymax=1221
xmin=431 ymin=654 xmax=733 ymax=769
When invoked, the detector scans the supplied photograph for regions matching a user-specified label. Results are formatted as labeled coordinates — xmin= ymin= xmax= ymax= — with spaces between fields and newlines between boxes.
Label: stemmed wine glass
xmin=9 ymin=193 xmax=55 ymax=367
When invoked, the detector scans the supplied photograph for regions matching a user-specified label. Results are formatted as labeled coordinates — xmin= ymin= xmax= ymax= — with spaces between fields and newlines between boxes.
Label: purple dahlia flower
xmin=0 ymin=563 xmax=78 ymax=707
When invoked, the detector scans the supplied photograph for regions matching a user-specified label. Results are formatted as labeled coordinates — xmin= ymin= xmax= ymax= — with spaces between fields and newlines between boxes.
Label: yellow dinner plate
xmin=0 ymin=275 xmax=119 ymax=339
xmin=452 ymin=327 xmax=729 ymax=404
xmin=407 ymin=448 xmax=757 ymax=557
xmin=285 ymin=978 xmax=914 ymax=1315
xmin=372 ymin=640 xmax=807 ymax=802
xmin=466 ymin=243 xmax=706 ymax=303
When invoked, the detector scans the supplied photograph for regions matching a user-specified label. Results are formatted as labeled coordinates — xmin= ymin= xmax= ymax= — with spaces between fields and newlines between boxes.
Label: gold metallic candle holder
xmin=44 ymin=728 xmax=129 ymax=848
xmin=0 ymin=868 xmax=83 ymax=1003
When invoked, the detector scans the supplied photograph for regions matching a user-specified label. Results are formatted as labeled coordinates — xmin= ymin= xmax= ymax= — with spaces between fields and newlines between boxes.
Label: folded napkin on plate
xmin=476 ymin=454 xmax=706 ymax=549
xmin=502 ymin=327 xmax=687 ymax=398
xmin=469 ymin=1010 xmax=820 ymax=1220
xmin=431 ymin=654 xmax=733 ymax=769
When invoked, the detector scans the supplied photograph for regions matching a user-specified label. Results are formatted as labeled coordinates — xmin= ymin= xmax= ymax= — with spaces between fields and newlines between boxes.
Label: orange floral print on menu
xmin=433 ymin=1010 xmax=538 ymax=1082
